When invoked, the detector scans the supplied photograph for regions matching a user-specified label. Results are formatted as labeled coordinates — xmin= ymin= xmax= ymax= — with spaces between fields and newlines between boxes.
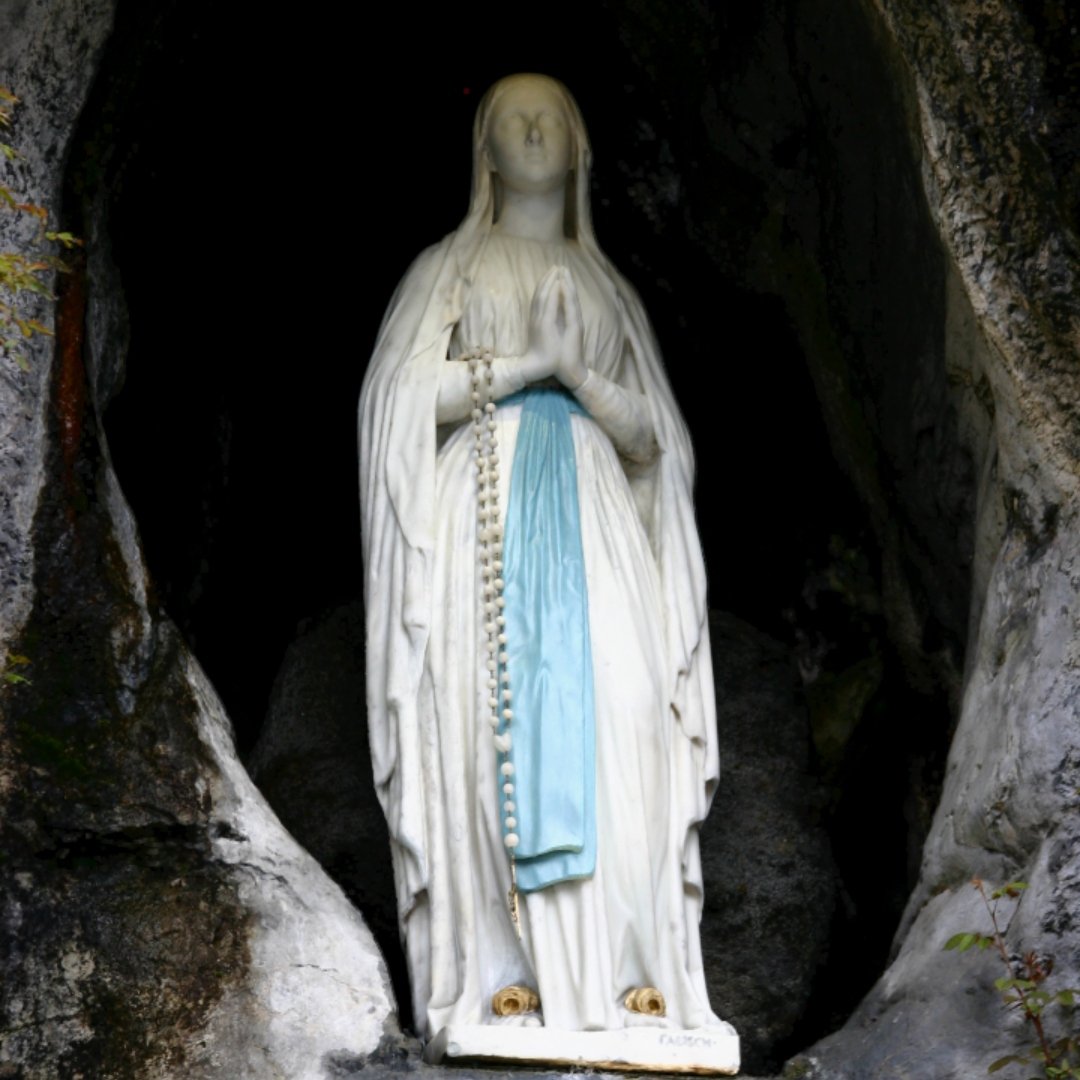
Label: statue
xmin=359 ymin=73 xmax=739 ymax=1073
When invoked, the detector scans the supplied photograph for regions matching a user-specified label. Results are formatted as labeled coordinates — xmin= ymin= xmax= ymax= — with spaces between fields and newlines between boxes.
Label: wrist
xmin=495 ymin=357 xmax=528 ymax=395
xmin=569 ymin=367 xmax=593 ymax=393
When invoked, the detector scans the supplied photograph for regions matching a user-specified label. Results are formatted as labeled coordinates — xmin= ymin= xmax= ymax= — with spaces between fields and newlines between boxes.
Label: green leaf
xmin=1056 ymin=989 xmax=1077 ymax=1006
xmin=2 ymin=671 xmax=29 ymax=685
xmin=990 ymin=881 xmax=1029 ymax=900
xmin=44 ymin=230 xmax=81 ymax=248
xmin=988 ymin=1055 xmax=1025 ymax=1073
xmin=996 ymin=977 xmax=1037 ymax=992
xmin=946 ymin=932 xmax=979 ymax=952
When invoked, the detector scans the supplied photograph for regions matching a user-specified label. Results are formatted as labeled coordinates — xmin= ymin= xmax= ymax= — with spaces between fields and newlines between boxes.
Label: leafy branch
xmin=0 ymin=85 xmax=81 ymax=371
xmin=945 ymin=879 xmax=1080 ymax=1078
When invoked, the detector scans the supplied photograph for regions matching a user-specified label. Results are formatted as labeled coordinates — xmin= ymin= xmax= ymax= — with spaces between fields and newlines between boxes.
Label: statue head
xmin=468 ymin=73 xmax=593 ymax=240
xmin=482 ymin=74 xmax=574 ymax=197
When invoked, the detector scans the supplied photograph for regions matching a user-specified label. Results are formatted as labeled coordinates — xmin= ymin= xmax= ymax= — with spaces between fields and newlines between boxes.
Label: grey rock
xmin=703 ymin=614 xmax=836 ymax=1073
xmin=0 ymin=5 xmax=397 ymax=1076
xmin=247 ymin=601 xmax=403 ymax=989
xmin=0 ymin=0 xmax=116 ymax=654
xmin=790 ymin=2 xmax=1080 ymax=1076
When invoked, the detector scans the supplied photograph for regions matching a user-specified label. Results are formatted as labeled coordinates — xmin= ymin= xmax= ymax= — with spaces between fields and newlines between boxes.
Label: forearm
xmin=436 ymin=358 xmax=528 ymax=424
xmin=571 ymin=369 xmax=658 ymax=465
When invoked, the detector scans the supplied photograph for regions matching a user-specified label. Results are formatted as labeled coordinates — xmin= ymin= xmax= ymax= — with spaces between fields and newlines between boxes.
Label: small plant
xmin=945 ymin=878 xmax=1080 ymax=1078
xmin=0 ymin=85 xmax=80 ymax=370
xmin=1 ymin=653 xmax=31 ymax=686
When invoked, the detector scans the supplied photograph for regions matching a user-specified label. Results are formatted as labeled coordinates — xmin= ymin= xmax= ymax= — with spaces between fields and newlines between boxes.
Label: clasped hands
xmin=516 ymin=266 xmax=589 ymax=391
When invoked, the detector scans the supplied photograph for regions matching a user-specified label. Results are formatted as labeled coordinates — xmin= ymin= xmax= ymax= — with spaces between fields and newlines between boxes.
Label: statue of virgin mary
xmin=359 ymin=73 xmax=733 ymax=1055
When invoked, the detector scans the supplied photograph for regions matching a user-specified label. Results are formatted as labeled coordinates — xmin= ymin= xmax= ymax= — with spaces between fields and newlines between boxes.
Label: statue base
xmin=424 ymin=1024 xmax=740 ymax=1074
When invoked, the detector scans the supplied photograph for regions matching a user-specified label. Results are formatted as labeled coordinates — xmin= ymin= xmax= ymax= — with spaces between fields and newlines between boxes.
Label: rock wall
xmin=2 ymin=0 xmax=1076 ymax=1076
xmin=0 ymin=4 xmax=397 ymax=1077
xmin=795 ymin=2 xmax=1080 ymax=1076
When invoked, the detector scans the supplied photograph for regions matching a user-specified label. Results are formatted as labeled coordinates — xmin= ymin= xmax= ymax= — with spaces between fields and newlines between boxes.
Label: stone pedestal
xmin=424 ymin=1025 xmax=740 ymax=1074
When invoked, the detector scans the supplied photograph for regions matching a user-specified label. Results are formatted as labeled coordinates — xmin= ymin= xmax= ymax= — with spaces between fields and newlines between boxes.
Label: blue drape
xmin=499 ymin=388 xmax=596 ymax=892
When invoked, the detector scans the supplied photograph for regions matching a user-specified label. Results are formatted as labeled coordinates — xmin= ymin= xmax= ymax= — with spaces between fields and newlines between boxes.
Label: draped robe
xmin=360 ymin=190 xmax=720 ymax=1037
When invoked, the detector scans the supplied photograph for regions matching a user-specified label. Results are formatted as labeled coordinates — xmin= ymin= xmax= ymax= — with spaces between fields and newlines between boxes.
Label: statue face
xmin=486 ymin=76 xmax=573 ymax=196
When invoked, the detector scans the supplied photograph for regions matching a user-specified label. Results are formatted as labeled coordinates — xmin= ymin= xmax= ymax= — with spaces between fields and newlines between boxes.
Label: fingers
xmin=558 ymin=267 xmax=583 ymax=335
xmin=530 ymin=266 xmax=561 ymax=322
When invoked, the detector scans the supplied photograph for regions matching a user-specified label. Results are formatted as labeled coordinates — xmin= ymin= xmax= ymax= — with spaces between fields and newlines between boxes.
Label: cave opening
xmin=65 ymin=0 xmax=962 ymax=1064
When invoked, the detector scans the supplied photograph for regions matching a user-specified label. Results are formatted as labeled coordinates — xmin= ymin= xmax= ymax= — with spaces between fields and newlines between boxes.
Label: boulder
xmin=702 ymin=613 xmax=836 ymax=1073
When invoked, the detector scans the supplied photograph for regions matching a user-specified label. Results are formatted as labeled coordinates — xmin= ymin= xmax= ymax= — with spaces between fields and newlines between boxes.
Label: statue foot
xmin=623 ymin=986 xmax=668 ymax=1027
xmin=492 ymin=984 xmax=541 ymax=1018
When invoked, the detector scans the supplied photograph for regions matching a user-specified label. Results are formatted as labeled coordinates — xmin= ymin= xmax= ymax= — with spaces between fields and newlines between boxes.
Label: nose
xmin=525 ymin=119 xmax=542 ymax=146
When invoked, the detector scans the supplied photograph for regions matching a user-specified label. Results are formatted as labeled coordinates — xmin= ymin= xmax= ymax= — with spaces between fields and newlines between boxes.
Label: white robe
xmin=359 ymin=228 xmax=720 ymax=1037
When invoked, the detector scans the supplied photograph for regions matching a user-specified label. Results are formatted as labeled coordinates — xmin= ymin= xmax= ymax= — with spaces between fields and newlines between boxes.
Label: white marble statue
xmin=359 ymin=73 xmax=737 ymax=1070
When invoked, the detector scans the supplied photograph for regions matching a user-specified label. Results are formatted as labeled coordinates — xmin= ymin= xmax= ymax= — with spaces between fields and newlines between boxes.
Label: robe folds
xmin=359 ymin=227 xmax=720 ymax=1036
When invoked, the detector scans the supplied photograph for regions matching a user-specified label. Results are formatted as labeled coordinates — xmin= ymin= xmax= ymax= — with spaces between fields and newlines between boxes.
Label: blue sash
xmin=499 ymin=388 xmax=596 ymax=892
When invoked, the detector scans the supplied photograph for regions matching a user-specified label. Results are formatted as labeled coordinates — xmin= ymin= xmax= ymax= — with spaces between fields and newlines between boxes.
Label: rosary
xmin=466 ymin=348 xmax=522 ymax=938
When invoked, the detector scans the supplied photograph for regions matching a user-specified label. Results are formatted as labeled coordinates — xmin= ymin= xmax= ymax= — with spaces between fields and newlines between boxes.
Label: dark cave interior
xmin=61 ymin=0 xmax=972 ymax=1063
